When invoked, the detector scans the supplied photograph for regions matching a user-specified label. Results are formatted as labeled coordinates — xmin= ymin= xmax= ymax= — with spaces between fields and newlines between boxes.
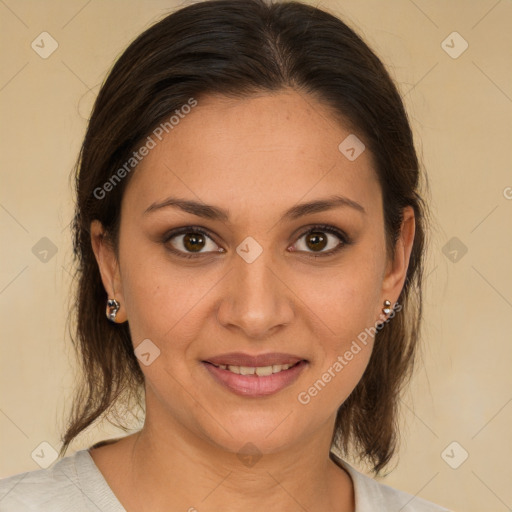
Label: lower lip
xmin=202 ymin=361 xmax=307 ymax=397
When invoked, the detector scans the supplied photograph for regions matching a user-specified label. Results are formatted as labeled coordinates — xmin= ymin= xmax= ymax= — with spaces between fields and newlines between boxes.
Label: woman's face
xmin=92 ymin=90 xmax=414 ymax=456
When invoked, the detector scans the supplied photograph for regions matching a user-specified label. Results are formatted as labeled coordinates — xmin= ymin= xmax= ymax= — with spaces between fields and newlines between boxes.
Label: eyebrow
xmin=144 ymin=194 xmax=366 ymax=222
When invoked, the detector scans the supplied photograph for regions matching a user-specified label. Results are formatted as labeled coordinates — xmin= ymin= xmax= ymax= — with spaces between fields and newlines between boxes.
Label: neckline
xmin=75 ymin=449 xmax=127 ymax=511
xmin=329 ymin=451 xmax=365 ymax=510
xmin=76 ymin=447 xmax=364 ymax=512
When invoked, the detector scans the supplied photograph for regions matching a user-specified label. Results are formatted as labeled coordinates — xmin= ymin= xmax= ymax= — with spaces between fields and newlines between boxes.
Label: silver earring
xmin=106 ymin=298 xmax=120 ymax=322
xmin=382 ymin=299 xmax=392 ymax=316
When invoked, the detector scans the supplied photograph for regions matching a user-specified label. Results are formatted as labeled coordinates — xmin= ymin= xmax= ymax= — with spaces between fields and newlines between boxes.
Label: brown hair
xmin=61 ymin=0 xmax=429 ymax=475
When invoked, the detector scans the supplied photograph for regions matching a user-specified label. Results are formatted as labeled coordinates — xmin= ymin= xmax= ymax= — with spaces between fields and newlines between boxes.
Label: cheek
xmin=121 ymin=258 xmax=215 ymax=349
xmin=293 ymin=247 xmax=383 ymax=404
xmin=295 ymin=271 xmax=379 ymax=413
xmin=296 ymin=249 xmax=383 ymax=345
xmin=116 ymin=227 xmax=199 ymax=344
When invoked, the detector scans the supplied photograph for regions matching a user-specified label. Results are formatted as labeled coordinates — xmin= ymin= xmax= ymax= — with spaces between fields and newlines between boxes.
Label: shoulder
xmin=0 ymin=451 xmax=84 ymax=511
xmin=0 ymin=449 xmax=124 ymax=512
xmin=331 ymin=453 xmax=453 ymax=512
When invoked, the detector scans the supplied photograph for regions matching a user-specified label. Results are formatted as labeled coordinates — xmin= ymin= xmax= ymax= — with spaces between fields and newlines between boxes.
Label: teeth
xmin=255 ymin=366 xmax=273 ymax=376
xmin=239 ymin=366 xmax=256 ymax=375
xmin=214 ymin=362 xmax=296 ymax=375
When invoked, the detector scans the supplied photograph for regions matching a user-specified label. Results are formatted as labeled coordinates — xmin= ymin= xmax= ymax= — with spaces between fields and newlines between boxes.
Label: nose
xmin=216 ymin=250 xmax=295 ymax=340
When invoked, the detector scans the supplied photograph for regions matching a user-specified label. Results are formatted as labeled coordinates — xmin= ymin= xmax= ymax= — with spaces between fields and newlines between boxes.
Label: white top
xmin=0 ymin=448 xmax=452 ymax=511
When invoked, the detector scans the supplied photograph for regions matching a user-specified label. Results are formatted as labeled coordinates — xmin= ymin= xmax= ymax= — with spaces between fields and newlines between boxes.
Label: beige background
xmin=1 ymin=1 xmax=511 ymax=510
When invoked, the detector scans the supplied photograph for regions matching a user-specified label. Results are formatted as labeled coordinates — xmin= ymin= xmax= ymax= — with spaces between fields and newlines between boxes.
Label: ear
xmin=90 ymin=220 xmax=127 ymax=323
xmin=380 ymin=206 xmax=416 ymax=310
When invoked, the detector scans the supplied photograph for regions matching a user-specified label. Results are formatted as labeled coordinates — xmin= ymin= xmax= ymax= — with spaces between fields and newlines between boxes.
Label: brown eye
xmin=293 ymin=225 xmax=349 ymax=257
xmin=183 ymin=232 xmax=206 ymax=252
xmin=165 ymin=229 xmax=221 ymax=257
xmin=305 ymin=231 xmax=328 ymax=252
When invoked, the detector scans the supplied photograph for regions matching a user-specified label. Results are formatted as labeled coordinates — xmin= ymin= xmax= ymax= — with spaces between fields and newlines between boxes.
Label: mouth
xmin=207 ymin=360 xmax=301 ymax=376
xmin=201 ymin=353 xmax=308 ymax=397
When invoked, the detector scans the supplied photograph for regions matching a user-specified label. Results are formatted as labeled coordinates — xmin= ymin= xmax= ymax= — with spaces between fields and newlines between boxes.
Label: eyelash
xmin=162 ymin=224 xmax=352 ymax=260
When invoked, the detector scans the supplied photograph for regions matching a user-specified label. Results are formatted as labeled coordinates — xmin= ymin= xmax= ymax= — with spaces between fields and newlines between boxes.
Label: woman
xmin=0 ymin=0 xmax=451 ymax=510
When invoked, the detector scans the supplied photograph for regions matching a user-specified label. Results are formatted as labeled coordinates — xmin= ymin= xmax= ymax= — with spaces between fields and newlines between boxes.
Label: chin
xmin=191 ymin=406 xmax=312 ymax=458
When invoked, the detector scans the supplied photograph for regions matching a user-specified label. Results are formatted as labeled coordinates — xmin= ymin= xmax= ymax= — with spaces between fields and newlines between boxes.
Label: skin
xmin=90 ymin=89 xmax=415 ymax=512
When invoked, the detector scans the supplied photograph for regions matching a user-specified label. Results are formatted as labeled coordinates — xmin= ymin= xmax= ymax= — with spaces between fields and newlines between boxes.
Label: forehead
xmin=122 ymin=90 xmax=381 ymax=220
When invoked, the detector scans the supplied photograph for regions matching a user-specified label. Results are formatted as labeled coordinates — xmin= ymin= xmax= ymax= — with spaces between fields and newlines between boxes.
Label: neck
xmin=122 ymin=411 xmax=354 ymax=512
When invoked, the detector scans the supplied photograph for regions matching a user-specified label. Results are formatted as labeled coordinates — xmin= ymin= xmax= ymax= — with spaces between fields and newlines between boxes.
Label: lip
xmin=204 ymin=352 xmax=305 ymax=367
xmin=202 ymin=359 xmax=308 ymax=398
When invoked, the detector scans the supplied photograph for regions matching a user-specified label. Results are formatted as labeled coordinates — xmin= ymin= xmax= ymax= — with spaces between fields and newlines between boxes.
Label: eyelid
xmin=162 ymin=225 xmax=223 ymax=259
xmin=290 ymin=224 xmax=351 ymax=257
xmin=162 ymin=224 xmax=351 ymax=259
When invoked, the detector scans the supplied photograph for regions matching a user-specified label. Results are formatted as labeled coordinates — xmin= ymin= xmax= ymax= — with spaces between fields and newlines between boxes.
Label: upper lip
xmin=204 ymin=352 xmax=306 ymax=367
